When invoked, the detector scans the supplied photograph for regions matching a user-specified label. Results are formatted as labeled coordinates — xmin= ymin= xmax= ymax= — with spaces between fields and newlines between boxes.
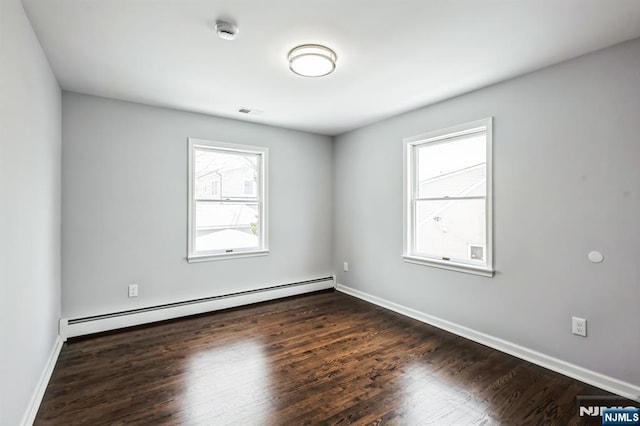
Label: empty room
xmin=2 ymin=0 xmax=640 ymax=424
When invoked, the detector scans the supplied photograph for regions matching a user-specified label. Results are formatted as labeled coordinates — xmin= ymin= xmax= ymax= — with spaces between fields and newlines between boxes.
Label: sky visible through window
xmin=417 ymin=134 xmax=485 ymax=184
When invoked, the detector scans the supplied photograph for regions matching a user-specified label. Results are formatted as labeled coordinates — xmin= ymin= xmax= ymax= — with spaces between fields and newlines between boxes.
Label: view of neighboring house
xmin=416 ymin=163 xmax=486 ymax=263
xmin=194 ymin=149 xmax=259 ymax=251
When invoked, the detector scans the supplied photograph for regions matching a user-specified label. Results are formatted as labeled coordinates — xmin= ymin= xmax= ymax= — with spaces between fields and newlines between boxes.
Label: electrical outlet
xmin=128 ymin=284 xmax=139 ymax=298
xmin=572 ymin=317 xmax=587 ymax=337
xmin=343 ymin=262 xmax=349 ymax=272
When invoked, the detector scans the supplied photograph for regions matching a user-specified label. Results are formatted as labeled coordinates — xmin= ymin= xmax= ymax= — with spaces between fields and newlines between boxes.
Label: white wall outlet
xmin=343 ymin=262 xmax=349 ymax=272
xmin=128 ymin=284 xmax=139 ymax=298
xmin=572 ymin=317 xmax=587 ymax=337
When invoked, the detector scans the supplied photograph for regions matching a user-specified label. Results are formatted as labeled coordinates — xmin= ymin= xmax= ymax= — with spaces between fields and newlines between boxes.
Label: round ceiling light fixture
xmin=287 ymin=44 xmax=337 ymax=77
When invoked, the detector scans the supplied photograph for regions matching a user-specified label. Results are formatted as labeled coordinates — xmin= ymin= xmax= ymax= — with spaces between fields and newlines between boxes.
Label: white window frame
xmin=402 ymin=118 xmax=494 ymax=277
xmin=187 ymin=138 xmax=269 ymax=262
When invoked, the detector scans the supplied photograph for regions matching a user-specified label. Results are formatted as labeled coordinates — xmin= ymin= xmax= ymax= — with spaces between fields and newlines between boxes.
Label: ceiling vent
xmin=238 ymin=108 xmax=263 ymax=115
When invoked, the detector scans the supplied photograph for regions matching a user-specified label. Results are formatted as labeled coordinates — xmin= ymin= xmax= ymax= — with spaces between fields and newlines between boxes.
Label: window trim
xmin=187 ymin=138 xmax=269 ymax=263
xmin=402 ymin=118 xmax=494 ymax=277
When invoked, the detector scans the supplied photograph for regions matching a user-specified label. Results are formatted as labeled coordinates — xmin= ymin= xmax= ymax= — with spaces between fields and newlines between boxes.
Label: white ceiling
xmin=22 ymin=0 xmax=640 ymax=135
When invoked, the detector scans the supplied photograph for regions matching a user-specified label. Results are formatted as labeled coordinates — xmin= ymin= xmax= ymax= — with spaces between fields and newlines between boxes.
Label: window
xmin=403 ymin=118 xmax=493 ymax=277
xmin=188 ymin=138 xmax=268 ymax=262
xmin=243 ymin=179 xmax=255 ymax=196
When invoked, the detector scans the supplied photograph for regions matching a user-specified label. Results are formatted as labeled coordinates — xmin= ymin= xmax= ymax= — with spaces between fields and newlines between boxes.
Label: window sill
xmin=188 ymin=250 xmax=269 ymax=263
xmin=402 ymin=255 xmax=494 ymax=277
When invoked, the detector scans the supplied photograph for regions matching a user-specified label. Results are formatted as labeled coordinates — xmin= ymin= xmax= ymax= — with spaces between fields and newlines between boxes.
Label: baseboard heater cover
xmin=60 ymin=277 xmax=334 ymax=340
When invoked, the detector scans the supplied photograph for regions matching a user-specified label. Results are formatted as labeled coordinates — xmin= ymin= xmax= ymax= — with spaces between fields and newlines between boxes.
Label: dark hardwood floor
xmin=36 ymin=290 xmax=612 ymax=425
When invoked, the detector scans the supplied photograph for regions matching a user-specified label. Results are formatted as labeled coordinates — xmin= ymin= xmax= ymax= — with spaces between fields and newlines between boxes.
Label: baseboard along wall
xmin=335 ymin=283 xmax=640 ymax=402
xmin=25 ymin=278 xmax=333 ymax=424
xmin=27 ymin=278 xmax=637 ymax=425
xmin=60 ymin=277 xmax=334 ymax=340
xmin=20 ymin=336 xmax=63 ymax=426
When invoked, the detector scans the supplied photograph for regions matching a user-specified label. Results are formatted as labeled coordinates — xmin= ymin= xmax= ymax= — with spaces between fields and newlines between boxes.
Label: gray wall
xmin=62 ymin=93 xmax=333 ymax=318
xmin=0 ymin=0 xmax=61 ymax=423
xmin=334 ymin=38 xmax=640 ymax=386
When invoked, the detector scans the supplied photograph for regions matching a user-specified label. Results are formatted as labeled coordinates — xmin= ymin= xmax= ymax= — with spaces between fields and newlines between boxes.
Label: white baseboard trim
xmin=21 ymin=335 xmax=63 ymax=426
xmin=336 ymin=283 xmax=640 ymax=402
xmin=60 ymin=278 xmax=334 ymax=340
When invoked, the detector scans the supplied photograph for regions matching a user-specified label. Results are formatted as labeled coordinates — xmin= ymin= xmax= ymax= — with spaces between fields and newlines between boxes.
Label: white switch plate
xmin=343 ymin=262 xmax=349 ymax=272
xmin=128 ymin=284 xmax=139 ymax=298
xmin=572 ymin=317 xmax=586 ymax=337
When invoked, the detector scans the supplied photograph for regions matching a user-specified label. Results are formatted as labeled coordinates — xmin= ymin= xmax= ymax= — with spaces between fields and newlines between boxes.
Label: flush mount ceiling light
xmin=287 ymin=44 xmax=337 ymax=77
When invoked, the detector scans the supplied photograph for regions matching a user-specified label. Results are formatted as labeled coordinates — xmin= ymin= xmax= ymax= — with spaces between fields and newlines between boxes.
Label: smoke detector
xmin=215 ymin=20 xmax=238 ymax=40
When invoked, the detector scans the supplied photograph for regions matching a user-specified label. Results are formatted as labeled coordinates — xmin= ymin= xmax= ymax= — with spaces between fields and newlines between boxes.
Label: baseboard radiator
xmin=60 ymin=277 xmax=334 ymax=340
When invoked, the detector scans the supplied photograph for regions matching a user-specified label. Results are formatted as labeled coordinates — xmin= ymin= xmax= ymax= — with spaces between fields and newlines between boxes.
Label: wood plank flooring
xmin=36 ymin=290 xmax=613 ymax=425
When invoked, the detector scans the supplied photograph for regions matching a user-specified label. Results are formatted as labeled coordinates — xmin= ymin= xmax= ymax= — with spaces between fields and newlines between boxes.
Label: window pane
xmin=195 ymin=202 xmax=260 ymax=252
xmin=243 ymin=180 xmax=255 ymax=196
xmin=417 ymin=133 xmax=486 ymax=198
xmin=415 ymin=198 xmax=486 ymax=263
xmin=195 ymin=149 xmax=258 ymax=199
